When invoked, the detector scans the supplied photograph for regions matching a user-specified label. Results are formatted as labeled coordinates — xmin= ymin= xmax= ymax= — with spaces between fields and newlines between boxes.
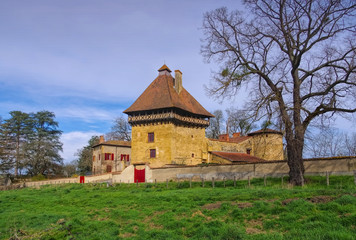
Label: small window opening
xmin=150 ymin=149 xmax=156 ymax=158
xmin=148 ymin=132 xmax=154 ymax=142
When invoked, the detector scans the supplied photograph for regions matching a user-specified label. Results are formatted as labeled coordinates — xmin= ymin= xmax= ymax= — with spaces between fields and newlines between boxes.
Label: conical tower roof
xmin=123 ymin=65 xmax=213 ymax=118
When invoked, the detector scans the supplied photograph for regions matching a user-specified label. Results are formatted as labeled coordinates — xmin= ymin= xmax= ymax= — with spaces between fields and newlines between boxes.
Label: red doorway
xmin=134 ymin=168 xmax=145 ymax=183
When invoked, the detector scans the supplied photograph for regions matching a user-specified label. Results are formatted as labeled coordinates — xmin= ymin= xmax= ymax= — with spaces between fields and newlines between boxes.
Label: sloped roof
xmin=247 ymin=128 xmax=282 ymax=136
xmin=228 ymin=136 xmax=251 ymax=144
xmin=211 ymin=151 xmax=265 ymax=163
xmin=123 ymin=67 xmax=213 ymax=118
xmin=92 ymin=140 xmax=131 ymax=148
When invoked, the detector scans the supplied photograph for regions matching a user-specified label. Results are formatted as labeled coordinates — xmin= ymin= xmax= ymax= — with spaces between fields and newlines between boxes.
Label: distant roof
xmin=123 ymin=65 xmax=213 ymax=118
xmin=247 ymin=128 xmax=282 ymax=136
xmin=211 ymin=151 xmax=265 ymax=163
xmin=92 ymin=140 xmax=131 ymax=148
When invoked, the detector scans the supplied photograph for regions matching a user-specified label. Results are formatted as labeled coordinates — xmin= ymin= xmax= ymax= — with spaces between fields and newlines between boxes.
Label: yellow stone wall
xmin=131 ymin=122 xmax=284 ymax=167
xmin=131 ymin=123 xmax=207 ymax=167
xmin=207 ymin=139 xmax=252 ymax=153
xmin=251 ymin=134 xmax=284 ymax=160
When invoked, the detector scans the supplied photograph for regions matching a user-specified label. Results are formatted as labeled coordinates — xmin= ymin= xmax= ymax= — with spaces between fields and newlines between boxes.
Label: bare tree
xmin=201 ymin=0 xmax=356 ymax=185
xmin=342 ymin=132 xmax=356 ymax=156
xmin=225 ymin=107 xmax=256 ymax=136
xmin=206 ymin=110 xmax=224 ymax=139
xmin=106 ymin=115 xmax=131 ymax=141
xmin=304 ymin=128 xmax=344 ymax=157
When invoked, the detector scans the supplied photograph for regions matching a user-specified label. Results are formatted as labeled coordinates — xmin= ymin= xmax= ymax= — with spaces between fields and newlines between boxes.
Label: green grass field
xmin=0 ymin=176 xmax=355 ymax=239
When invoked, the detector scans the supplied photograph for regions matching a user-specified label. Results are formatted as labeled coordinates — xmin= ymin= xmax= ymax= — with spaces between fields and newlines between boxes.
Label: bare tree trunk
xmin=286 ymin=137 xmax=305 ymax=185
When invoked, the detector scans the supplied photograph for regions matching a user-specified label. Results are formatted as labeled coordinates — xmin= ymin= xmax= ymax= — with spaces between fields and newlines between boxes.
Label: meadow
xmin=0 ymin=176 xmax=355 ymax=239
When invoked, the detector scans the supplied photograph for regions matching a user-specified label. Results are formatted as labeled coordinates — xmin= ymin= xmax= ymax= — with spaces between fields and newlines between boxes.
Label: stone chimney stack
xmin=99 ymin=135 xmax=105 ymax=144
xmin=174 ymin=70 xmax=182 ymax=94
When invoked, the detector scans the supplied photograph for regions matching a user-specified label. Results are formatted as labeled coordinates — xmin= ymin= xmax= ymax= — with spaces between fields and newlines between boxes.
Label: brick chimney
xmin=174 ymin=70 xmax=182 ymax=94
xmin=219 ymin=134 xmax=229 ymax=142
xmin=99 ymin=135 xmax=105 ymax=144
xmin=232 ymin=132 xmax=241 ymax=138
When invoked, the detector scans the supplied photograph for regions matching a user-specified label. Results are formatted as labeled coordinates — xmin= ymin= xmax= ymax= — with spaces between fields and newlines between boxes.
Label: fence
xmin=2 ymin=156 xmax=355 ymax=190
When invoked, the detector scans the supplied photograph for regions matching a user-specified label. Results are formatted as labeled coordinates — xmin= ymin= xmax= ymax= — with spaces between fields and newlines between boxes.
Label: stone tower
xmin=123 ymin=65 xmax=213 ymax=167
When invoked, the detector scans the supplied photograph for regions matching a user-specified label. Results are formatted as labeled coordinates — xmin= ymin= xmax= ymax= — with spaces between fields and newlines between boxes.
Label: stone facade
xmin=92 ymin=136 xmax=131 ymax=174
xmin=131 ymin=123 xmax=208 ymax=168
xmin=123 ymin=65 xmax=284 ymax=168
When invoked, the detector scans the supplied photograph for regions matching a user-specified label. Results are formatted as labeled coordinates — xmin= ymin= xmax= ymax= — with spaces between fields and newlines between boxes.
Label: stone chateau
xmin=92 ymin=65 xmax=283 ymax=174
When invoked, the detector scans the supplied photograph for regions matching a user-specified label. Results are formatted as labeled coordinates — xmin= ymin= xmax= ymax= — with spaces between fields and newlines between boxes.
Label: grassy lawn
xmin=0 ymin=176 xmax=355 ymax=239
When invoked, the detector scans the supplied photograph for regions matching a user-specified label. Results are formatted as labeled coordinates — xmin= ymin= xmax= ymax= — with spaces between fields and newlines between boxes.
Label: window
xmin=93 ymin=156 xmax=96 ymax=162
xmin=192 ymin=153 xmax=195 ymax=158
xmin=120 ymin=154 xmax=130 ymax=161
xmin=246 ymin=148 xmax=251 ymax=155
xmin=148 ymin=132 xmax=154 ymax=142
xmin=106 ymin=165 xmax=112 ymax=173
xmin=105 ymin=153 xmax=114 ymax=160
xmin=150 ymin=149 xmax=156 ymax=158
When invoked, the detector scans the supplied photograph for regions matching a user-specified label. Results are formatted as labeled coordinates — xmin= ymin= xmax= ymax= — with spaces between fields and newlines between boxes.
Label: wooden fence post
xmin=166 ymin=179 xmax=168 ymax=189
xmin=281 ymin=175 xmax=284 ymax=187
xmin=264 ymin=175 xmax=267 ymax=187
xmin=155 ymin=179 xmax=157 ymax=186
xmin=248 ymin=176 xmax=251 ymax=187
xmin=190 ymin=178 xmax=192 ymax=188
xmin=233 ymin=176 xmax=236 ymax=187
xmin=212 ymin=177 xmax=215 ymax=188
xmin=223 ymin=177 xmax=226 ymax=188
xmin=326 ymin=171 xmax=329 ymax=186
xmin=202 ymin=178 xmax=205 ymax=188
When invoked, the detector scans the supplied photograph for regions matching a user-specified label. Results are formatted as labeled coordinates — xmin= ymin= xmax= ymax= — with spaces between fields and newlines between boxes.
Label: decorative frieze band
xmin=128 ymin=112 xmax=209 ymax=127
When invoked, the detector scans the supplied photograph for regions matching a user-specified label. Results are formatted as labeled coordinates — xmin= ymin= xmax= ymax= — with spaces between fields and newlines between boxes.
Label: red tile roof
xmin=211 ymin=151 xmax=265 ymax=163
xmin=247 ymin=128 xmax=282 ymax=136
xmin=123 ymin=66 xmax=213 ymax=118
xmin=92 ymin=140 xmax=131 ymax=148
xmin=158 ymin=64 xmax=171 ymax=72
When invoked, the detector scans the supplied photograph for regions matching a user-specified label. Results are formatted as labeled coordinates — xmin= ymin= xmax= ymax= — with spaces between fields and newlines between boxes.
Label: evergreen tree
xmin=23 ymin=111 xmax=63 ymax=176
xmin=0 ymin=111 xmax=32 ymax=176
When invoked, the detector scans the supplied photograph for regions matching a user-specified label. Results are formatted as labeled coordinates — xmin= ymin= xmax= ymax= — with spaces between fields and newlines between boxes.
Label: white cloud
xmin=55 ymin=107 xmax=117 ymax=122
xmin=60 ymin=131 xmax=102 ymax=163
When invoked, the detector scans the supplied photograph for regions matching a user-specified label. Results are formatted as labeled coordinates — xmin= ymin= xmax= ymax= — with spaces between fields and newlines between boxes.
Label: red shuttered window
xmin=120 ymin=154 xmax=130 ymax=161
xmin=105 ymin=153 xmax=114 ymax=160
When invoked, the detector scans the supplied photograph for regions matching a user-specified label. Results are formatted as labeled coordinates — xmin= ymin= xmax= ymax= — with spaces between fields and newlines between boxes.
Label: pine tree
xmin=23 ymin=111 xmax=63 ymax=176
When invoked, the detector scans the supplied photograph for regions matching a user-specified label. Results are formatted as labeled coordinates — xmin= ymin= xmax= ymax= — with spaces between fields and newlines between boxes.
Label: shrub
xmin=31 ymin=174 xmax=46 ymax=181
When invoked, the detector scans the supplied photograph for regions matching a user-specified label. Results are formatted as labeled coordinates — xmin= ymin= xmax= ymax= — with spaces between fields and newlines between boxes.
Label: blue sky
xmin=0 ymin=1 xmax=354 ymax=163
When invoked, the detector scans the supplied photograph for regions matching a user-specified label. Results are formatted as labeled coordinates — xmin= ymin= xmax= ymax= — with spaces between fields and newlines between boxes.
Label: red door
xmin=134 ymin=168 xmax=145 ymax=183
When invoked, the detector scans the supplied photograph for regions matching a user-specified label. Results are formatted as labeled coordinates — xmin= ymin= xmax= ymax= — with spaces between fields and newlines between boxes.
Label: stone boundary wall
xmin=11 ymin=156 xmax=356 ymax=188
xmin=24 ymin=177 xmax=78 ymax=187
xmin=147 ymin=157 xmax=356 ymax=182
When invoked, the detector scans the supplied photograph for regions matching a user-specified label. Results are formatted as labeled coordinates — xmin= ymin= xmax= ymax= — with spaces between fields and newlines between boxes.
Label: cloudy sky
xmin=0 ymin=1 xmax=354 ymax=163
